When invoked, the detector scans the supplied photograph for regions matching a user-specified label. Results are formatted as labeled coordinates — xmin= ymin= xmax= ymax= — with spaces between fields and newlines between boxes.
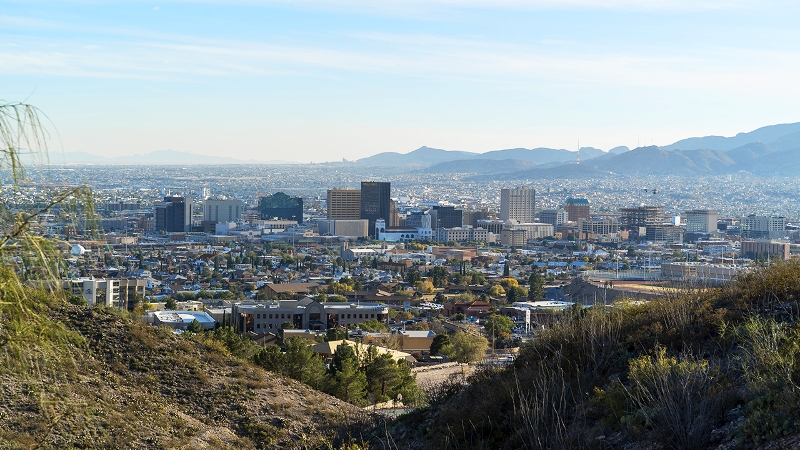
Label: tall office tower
xmin=619 ymin=205 xmax=664 ymax=230
xmin=564 ymin=197 xmax=590 ymax=222
xmin=431 ymin=205 xmax=463 ymax=228
xmin=327 ymin=189 xmax=362 ymax=219
xmin=360 ymin=181 xmax=391 ymax=237
xmin=204 ymin=199 xmax=244 ymax=224
xmin=685 ymin=209 xmax=719 ymax=233
xmin=500 ymin=187 xmax=535 ymax=223
xmin=259 ymin=192 xmax=303 ymax=223
xmin=155 ymin=196 xmax=193 ymax=232
xmin=740 ymin=215 xmax=786 ymax=239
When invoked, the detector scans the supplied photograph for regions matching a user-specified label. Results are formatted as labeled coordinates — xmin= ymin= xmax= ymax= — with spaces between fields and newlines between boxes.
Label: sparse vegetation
xmin=389 ymin=260 xmax=800 ymax=449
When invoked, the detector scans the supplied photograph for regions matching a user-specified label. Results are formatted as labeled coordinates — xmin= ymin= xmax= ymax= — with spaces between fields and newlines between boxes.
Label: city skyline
xmin=4 ymin=1 xmax=800 ymax=163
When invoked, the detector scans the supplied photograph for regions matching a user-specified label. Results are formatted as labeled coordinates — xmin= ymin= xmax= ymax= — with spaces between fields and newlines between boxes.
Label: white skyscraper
xmin=500 ymin=187 xmax=535 ymax=223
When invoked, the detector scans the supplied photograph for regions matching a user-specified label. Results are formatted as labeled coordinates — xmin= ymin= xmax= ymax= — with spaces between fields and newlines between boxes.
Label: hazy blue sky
xmin=3 ymin=1 xmax=799 ymax=162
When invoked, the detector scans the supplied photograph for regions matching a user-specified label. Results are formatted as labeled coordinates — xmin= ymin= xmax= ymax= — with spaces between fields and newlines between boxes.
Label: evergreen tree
xmin=253 ymin=344 xmax=286 ymax=375
xmin=284 ymin=337 xmax=325 ymax=388
xmin=165 ymin=297 xmax=177 ymax=310
xmin=365 ymin=352 xmax=401 ymax=402
xmin=329 ymin=357 xmax=367 ymax=406
xmin=430 ymin=333 xmax=451 ymax=355
xmin=187 ymin=319 xmax=203 ymax=333
xmin=329 ymin=343 xmax=358 ymax=375
xmin=326 ymin=327 xmax=349 ymax=342
xmin=528 ymin=271 xmax=545 ymax=301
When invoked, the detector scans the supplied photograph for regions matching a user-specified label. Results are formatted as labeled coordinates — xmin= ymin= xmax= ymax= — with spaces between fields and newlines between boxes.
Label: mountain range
xmin=357 ymin=121 xmax=800 ymax=177
xmin=55 ymin=121 xmax=800 ymax=176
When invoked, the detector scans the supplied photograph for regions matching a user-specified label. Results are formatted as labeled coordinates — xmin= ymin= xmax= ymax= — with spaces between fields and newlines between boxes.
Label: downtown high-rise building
xmin=564 ymin=197 xmax=590 ymax=222
xmin=327 ymin=189 xmax=362 ymax=220
xmin=500 ymin=187 xmax=535 ymax=223
xmin=685 ymin=209 xmax=718 ymax=233
xmin=203 ymin=199 xmax=244 ymax=224
xmin=360 ymin=181 xmax=391 ymax=237
xmin=259 ymin=192 xmax=303 ymax=223
xmin=155 ymin=196 xmax=193 ymax=232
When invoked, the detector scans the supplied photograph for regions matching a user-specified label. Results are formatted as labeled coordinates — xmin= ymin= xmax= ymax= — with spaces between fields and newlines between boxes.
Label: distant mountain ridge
xmin=663 ymin=122 xmax=800 ymax=151
xmin=356 ymin=145 xmax=604 ymax=169
xmin=53 ymin=121 xmax=800 ymax=174
xmin=363 ymin=121 xmax=800 ymax=177
xmin=54 ymin=149 xmax=298 ymax=165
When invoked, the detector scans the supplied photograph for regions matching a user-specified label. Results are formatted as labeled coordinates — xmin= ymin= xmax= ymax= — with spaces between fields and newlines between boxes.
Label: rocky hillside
xmin=0 ymin=296 xmax=374 ymax=449
xmin=391 ymin=261 xmax=800 ymax=449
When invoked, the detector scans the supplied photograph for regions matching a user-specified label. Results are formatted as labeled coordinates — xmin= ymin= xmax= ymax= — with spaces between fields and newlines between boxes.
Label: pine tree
xmin=528 ymin=271 xmax=545 ymax=301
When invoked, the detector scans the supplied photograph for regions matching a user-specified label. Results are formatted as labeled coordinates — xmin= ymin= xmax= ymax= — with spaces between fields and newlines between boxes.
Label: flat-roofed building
xmin=741 ymin=240 xmax=791 ymax=261
xmin=510 ymin=222 xmax=554 ymax=239
xmin=564 ymin=197 xmax=590 ymax=222
xmin=327 ymin=189 xmax=361 ymax=220
xmin=260 ymin=192 xmax=303 ymax=223
xmin=361 ymin=181 xmax=391 ymax=237
xmin=431 ymin=205 xmax=463 ymax=229
xmin=155 ymin=196 xmax=193 ymax=232
xmin=539 ymin=209 xmax=568 ymax=226
xmin=579 ymin=217 xmax=620 ymax=235
xmin=501 ymin=187 xmax=535 ymax=223
xmin=685 ymin=209 xmax=718 ymax=233
xmin=204 ymin=198 xmax=244 ymax=224
xmin=232 ymin=299 xmax=389 ymax=332
xmin=740 ymin=215 xmax=786 ymax=239
xmin=620 ymin=206 xmax=664 ymax=230
xmin=145 ymin=310 xmax=216 ymax=331
xmin=258 ymin=282 xmax=322 ymax=299
xmin=661 ymin=262 xmax=744 ymax=283
xmin=645 ymin=224 xmax=684 ymax=244
xmin=476 ymin=219 xmax=505 ymax=234
xmin=500 ymin=229 xmax=527 ymax=246
xmin=433 ymin=226 xmax=488 ymax=243
xmin=317 ymin=219 xmax=369 ymax=238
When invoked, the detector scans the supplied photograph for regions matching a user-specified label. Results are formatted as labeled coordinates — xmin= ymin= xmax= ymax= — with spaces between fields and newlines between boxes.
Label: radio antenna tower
xmin=576 ymin=138 xmax=580 ymax=165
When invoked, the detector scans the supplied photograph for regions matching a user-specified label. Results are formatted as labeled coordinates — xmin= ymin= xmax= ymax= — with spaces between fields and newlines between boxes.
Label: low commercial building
xmin=509 ymin=222 xmax=554 ymax=240
xmin=433 ymin=226 xmax=488 ymax=243
xmin=660 ymin=262 xmax=744 ymax=283
xmin=145 ymin=310 xmax=216 ymax=331
xmin=398 ymin=330 xmax=436 ymax=353
xmin=316 ymin=219 xmax=369 ymax=238
xmin=740 ymin=240 xmax=791 ymax=261
xmin=232 ymin=299 xmax=389 ymax=333
xmin=259 ymin=282 xmax=323 ymax=299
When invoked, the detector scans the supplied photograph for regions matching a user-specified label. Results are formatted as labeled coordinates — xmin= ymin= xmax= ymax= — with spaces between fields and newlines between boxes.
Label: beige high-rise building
xmin=327 ymin=189 xmax=361 ymax=220
xmin=685 ymin=209 xmax=718 ymax=233
xmin=204 ymin=199 xmax=244 ymax=223
xmin=500 ymin=187 xmax=535 ymax=223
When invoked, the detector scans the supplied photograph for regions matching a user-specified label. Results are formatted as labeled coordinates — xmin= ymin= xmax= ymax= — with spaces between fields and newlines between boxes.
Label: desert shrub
xmin=739 ymin=392 xmax=794 ymax=443
xmin=625 ymin=347 xmax=724 ymax=450
xmin=732 ymin=316 xmax=800 ymax=391
xmin=510 ymin=356 xmax=576 ymax=449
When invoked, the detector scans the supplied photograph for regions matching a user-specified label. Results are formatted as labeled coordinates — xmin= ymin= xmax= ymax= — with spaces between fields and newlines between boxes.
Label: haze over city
xmin=4 ymin=0 xmax=800 ymax=162
xmin=11 ymin=1 xmax=800 ymax=449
